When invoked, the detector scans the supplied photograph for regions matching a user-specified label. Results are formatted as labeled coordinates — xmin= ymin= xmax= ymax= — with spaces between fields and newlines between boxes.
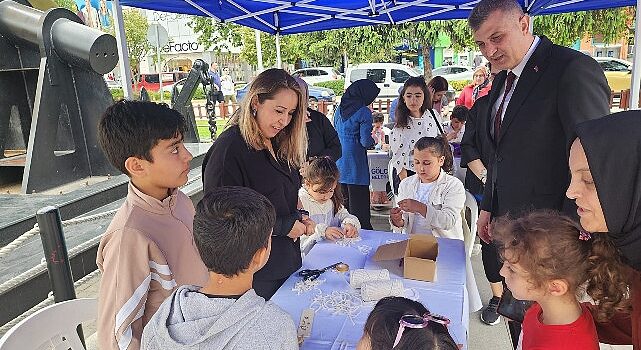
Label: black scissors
xmin=297 ymin=262 xmax=344 ymax=281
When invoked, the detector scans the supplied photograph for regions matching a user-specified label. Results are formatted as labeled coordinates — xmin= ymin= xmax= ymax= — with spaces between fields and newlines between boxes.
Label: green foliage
xmin=188 ymin=8 xmax=632 ymax=74
xmin=123 ymin=9 xmax=151 ymax=76
xmin=52 ymin=0 xmax=76 ymax=11
xmin=189 ymin=18 xmax=243 ymax=53
xmin=110 ymin=88 xmax=125 ymax=100
xmin=110 ymin=89 xmax=172 ymax=102
xmin=449 ymin=80 xmax=471 ymax=92
xmin=534 ymin=9 xmax=631 ymax=47
xmin=392 ymin=20 xmax=474 ymax=78
xmin=190 ymin=21 xmax=401 ymax=68
xmin=314 ymin=80 xmax=345 ymax=96
xmin=196 ymin=119 xmax=227 ymax=141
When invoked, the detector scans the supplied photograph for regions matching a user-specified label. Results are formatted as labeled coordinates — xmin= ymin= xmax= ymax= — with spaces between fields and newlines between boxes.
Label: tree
xmin=189 ymin=19 xmax=401 ymax=68
xmin=122 ymin=9 xmax=151 ymax=84
xmin=52 ymin=0 xmax=77 ymax=12
xmin=190 ymin=18 xmax=243 ymax=53
xmin=189 ymin=7 xmax=632 ymax=75
xmin=391 ymin=20 xmax=473 ymax=78
xmin=534 ymin=9 xmax=631 ymax=47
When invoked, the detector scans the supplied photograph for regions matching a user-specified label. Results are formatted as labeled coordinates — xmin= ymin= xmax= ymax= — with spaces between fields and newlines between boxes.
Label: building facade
xmin=140 ymin=10 xmax=252 ymax=82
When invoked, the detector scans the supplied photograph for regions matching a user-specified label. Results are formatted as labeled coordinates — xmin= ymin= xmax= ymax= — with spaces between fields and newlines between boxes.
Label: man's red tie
xmin=494 ymin=72 xmax=517 ymax=140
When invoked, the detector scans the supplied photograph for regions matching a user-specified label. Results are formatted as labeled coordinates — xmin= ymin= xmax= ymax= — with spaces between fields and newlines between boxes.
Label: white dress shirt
xmin=492 ymin=36 xmax=541 ymax=124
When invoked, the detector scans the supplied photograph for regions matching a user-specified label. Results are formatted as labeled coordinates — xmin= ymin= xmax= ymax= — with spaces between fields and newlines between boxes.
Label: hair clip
xmin=579 ymin=230 xmax=591 ymax=241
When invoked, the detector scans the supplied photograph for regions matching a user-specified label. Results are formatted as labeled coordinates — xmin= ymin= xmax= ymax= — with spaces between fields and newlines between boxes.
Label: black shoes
xmin=480 ymin=296 xmax=502 ymax=326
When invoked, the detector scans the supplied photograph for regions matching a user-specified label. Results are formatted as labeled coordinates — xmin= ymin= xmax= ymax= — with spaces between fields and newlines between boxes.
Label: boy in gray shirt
xmin=142 ymin=186 xmax=298 ymax=349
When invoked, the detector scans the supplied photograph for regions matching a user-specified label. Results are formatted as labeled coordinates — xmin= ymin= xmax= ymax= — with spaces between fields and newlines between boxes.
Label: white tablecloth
xmin=271 ymin=230 xmax=469 ymax=350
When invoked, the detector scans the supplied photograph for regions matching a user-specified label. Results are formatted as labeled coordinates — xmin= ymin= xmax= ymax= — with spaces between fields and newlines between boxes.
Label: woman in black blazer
xmin=202 ymin=68 xmax=309 ymax=299
xmin=294 ymin=77 xmax=342 ymax=161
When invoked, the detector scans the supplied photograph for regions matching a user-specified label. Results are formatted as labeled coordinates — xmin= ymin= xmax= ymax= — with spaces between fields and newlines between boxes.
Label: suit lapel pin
xmin=534 ymin=65 xmax=539 ymax=72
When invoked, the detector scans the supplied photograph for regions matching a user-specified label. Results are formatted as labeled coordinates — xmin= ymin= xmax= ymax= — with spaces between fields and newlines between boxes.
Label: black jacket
xmin=202 ymin=125 xmax=302 ymax=280
xmin=480 ymin=36 xmax=611 ymax=217
xmin=306 ymin=108 xmax=342 ymax=160
xmin=460 ymin=95 xmax=491 ymax=196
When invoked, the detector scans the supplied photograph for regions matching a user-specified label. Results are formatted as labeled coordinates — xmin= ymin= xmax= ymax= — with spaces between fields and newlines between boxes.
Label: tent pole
xmin=630 ymin=0 xmax=641 ymax=110
xmin=275 ymin=32 xmax=282 ymax=69
xmin=255 ymin=29 xmax=264 ymax=72
xmin=112 ymin=0 xmax=134 ymax=99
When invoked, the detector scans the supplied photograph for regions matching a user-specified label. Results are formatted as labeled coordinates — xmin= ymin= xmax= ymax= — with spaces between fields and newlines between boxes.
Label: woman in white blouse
xmin=390 ymin=77 xmax=443 ymax=191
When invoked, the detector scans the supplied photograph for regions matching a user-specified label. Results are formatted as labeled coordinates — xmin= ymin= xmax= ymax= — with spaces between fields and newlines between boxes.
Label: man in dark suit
xmin=467 ymin=0 xmax=611 ymax=335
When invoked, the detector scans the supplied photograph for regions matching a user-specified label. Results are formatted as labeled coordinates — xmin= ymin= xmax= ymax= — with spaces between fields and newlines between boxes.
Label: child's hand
xmin=324 ymin=227 xmax=345 ymax=241
xmin=399 ymin=168 xmax=408 ymax=180
xmin=398 ymin=199 xmax=428 ymax=217
xmin=288 ymin=221 xmax=306 ymax=241
xmin=299 ymin=161 xmax=309 ymax=176
xmin=390 ymin=207 xmax=404 ymax=227
xmin=343 ymin=224 xmax=358 ymax=238
xmin=302 ymin=218 xmax=316 ymax=236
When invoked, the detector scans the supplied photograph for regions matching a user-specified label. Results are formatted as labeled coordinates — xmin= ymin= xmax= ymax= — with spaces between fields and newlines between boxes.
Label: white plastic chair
xmin=463 ymin=191 xmax=478 ymax=258
xmin=0 ymin=298 xmax=97 ymax=350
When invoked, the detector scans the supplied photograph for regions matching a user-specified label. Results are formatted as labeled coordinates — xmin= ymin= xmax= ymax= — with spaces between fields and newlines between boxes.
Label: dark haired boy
xmin=141 ymin=186 xmax=298 ymax=349
xmin=96 ymin=100 xmax=208 ymax=350
xmin=446 ymin=105 xmax=469 ymax=143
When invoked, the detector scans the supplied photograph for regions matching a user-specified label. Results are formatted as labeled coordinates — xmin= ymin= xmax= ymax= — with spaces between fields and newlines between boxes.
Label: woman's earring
xmin=251 ymin=108 xmax=257 ymax=117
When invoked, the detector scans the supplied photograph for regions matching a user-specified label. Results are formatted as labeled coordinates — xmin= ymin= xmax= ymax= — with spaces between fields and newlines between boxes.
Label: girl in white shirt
xmin=390 ymin=136 xmax=465 ymax=240
xmin=390 ymin=136 xmax=482 ymax=312
xmin=299 ymin=157 xmax=361 ymax=241
xmin=390 ymin=77 xmax=443 ymax=189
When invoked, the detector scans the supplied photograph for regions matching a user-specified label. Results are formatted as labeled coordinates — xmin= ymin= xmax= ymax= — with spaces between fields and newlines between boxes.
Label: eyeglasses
xmin=392 ymin=312 xmax=450 ymax=348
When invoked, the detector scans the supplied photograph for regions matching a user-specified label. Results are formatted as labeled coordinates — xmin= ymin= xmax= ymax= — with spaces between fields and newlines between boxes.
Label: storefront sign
xmin=162 ymin=41 xmax=201 ymax=53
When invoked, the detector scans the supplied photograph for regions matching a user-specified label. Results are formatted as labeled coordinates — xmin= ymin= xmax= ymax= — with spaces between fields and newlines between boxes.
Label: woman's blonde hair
xmin=473 ymin=66 xmax=488 ymax=78
xmin=230 ymin=68 xmax=307 ymax=167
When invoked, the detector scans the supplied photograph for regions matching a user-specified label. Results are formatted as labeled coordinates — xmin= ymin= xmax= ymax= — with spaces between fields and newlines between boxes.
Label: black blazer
xmin=202 ymin=125 xmax=302 ymax=280
xmin=480 ymin=36 xmax=610 ymax=217
xmin=306 ymin=108 xmax=342 ymax=160
xmin=461 ymin=95 xmax=492 ymax=196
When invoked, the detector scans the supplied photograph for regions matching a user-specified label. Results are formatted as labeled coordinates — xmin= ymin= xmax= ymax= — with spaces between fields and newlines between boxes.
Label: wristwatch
xmin=480 ymin=169 xmax=487 ymax=184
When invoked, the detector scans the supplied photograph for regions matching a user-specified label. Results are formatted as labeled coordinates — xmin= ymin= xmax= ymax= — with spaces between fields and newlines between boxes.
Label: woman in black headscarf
xmin=334 ymin=79 xmax=380 ymax=230
xmin=567 ymin=110 xmax=641 ymax=348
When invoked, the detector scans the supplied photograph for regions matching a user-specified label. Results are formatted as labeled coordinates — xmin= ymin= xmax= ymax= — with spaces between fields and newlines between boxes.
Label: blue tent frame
xmin=119 ymin=0 xmax=635 ymax=35
xmin=113 ymin=0 xmax=641 ymax=108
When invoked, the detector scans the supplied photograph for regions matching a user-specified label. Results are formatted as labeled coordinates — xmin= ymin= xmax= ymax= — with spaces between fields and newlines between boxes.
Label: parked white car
xmin=292 ymin=67 xmax=341 ymax=85
xmin=344 ymin=63 xmax=421 ymax=98
xmin=431 ymin=65 xmax=475 ymax=81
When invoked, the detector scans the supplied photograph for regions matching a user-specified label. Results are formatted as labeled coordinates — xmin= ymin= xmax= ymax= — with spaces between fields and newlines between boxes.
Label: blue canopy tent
xmin=117 ymin=0 xmax=634 ymax=34
xmin=111 ymin=0 xmax=641 ymax=107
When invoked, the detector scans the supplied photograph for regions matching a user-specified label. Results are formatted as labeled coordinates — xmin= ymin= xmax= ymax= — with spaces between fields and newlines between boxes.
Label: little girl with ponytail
xmin=390 ymin=135 xmax=466 ymax=239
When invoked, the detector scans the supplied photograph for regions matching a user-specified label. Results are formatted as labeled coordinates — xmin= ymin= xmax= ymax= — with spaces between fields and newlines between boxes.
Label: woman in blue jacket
xmin=334 ymin=79 xmax=380 ymax=230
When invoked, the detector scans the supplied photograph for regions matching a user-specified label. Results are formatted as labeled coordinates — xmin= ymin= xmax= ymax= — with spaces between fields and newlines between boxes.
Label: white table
xmin=271 ymin=230 xmax=469 ymax=350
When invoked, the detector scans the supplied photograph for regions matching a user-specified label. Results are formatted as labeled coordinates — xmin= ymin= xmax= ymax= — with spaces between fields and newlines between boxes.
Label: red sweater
xmin=521 ymin=302 xmax=599 ymax=350
xmin=456 ymin=83 xmax=491 ymax=109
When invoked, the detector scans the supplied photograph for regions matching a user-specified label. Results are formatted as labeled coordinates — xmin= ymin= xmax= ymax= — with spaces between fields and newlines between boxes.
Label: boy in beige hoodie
xmin=96 ymin=100 xmax=208 ymax=350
